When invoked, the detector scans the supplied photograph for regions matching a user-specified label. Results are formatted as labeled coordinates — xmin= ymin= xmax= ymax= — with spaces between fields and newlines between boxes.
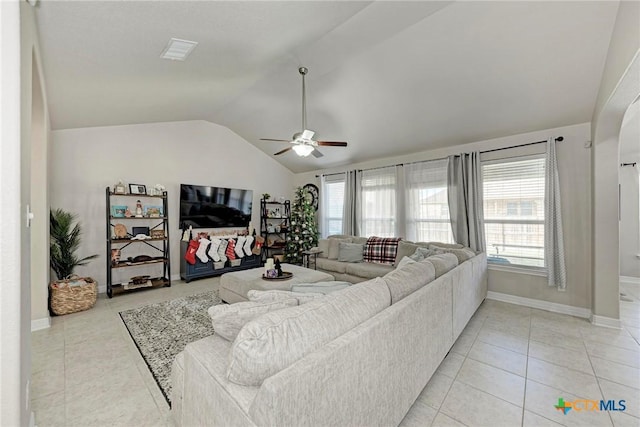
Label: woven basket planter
xmin=49 ymin=276 xmax=97 ymax=315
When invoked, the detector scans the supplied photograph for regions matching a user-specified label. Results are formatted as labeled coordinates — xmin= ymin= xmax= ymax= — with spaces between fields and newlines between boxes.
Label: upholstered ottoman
xmin=219 ymin=264 xmax=335 ymax=303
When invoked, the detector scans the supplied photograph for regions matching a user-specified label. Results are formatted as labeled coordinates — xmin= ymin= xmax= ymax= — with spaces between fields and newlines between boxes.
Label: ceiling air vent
xmin=160 ymin=38 xmax=198 ymax=61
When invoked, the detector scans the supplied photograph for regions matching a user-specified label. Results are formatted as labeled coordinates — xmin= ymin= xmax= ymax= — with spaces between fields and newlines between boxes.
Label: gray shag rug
xmin=119 ymin=291 xmax=222 ymax=405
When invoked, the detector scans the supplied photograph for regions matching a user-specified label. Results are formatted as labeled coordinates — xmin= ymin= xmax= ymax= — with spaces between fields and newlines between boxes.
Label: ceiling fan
xmin=260 ymin=67 xmax=348 ymax=158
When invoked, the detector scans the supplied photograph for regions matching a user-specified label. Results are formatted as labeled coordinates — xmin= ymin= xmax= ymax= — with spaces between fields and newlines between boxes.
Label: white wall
xmin=619 ymin=102 xmax=640 ymax=278
xmin=296 ymin=123 xmax=593 ymax=310
xmin=50 ymin=120 xmax=294 ymax=289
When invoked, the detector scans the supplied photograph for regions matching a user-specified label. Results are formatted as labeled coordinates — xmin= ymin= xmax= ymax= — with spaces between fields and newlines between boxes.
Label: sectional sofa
xmin=171 ymin=250 xmax=487 ymax=426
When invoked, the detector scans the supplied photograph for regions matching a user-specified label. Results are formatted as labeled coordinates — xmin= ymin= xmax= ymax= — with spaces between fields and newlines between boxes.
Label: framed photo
xmin=111 ymin=205 xmax=127 ymax=218
xmin=144 ymin=205 xmax=163 ymax=217
xmin=150 ymin=229 xmax=165 ymax=239
xmin=129 ymin=184 xmax=147 ymax=195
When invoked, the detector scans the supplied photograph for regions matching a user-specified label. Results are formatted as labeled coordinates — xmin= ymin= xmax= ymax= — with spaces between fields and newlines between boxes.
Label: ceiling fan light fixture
xmin=292 ymin=144 xmax=314 ymax=157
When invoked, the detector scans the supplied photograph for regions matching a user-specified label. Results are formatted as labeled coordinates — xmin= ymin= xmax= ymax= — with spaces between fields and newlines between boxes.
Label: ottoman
xmin=219 ymin=264 xmax=335 ymax=303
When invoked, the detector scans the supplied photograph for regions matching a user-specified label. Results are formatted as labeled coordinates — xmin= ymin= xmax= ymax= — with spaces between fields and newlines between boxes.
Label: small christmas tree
xmin=285 ymin=186 xmax=319 ymax=265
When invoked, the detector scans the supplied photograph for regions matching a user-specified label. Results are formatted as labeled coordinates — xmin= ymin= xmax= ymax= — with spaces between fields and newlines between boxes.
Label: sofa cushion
xmin=352 ymin=236 xmax=368 ymax=245
xmin=328 ymin=238 xmax=352 ymax=259
xmin=383 ymin=259 xmax=436 ymax=304
xmin=422 ymin=253 xmax=459 ymax=277
xmin=338 ymin=242 xmax=365 ymax=263
xmin=317 ymin=239 xmax=330 ymax=258
xmin=290 ymin=281 xmax=352 ymax=294
xmin=363 ymin=236 xmax=402 ymax=265
xmin=396 ymin=256 xmax=415 ymax=269
xmin=428 ymin=245 xmax=476 ymax=264
xmin=247 ymin=289 xmax=325 ymax=305
xmin=411 ymin=247 xmax=440 ymax=261
xmin=227 ymin=277 xmax=391 ymax=386
xmin=316 ymin=257 xmax=348 ymax=273
xmin=208 ymin=299 xmax=298 ymax=341
xmin=345 ymin=261 xmax=394 ymax=279
xmin=423 ymin=242 xmax=464 ymax=249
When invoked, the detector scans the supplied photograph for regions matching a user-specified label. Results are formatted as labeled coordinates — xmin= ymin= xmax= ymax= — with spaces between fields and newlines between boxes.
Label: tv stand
xmin=179 ymin=241 xmax=261 ymax=282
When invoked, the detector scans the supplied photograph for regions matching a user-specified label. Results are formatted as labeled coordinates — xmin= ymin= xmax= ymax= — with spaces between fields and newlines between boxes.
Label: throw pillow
xmin=247 ymin=289 xmax=325 ymax=305
xmin=409 ymin=247 xmax=438 ymax=262
xmin=328 ymin=237 xmax=352 ymax=260
xmin=394 ymin=241 xmax=420 ymax=266
xmin=207 ymin=299 xmax=298 ymax=341
xmin=424 ymin=241 xmax=464 ymax=249
xmin=421 ymin=253 xmax=459 ymax=278
xmin=428 ymin=244 xmax=476 ymax=263
xmin=383 ymin=259 xmax=436 ymax=304
xmin=317 ymin=239 xmax=330 ymax=259
xmin=396 ymin=256 xmax=416 ymax=269
xmin=338 ymin=242 xmax=364 ymax=263
xmin=363 ymin=236 xmax=402 ymax=265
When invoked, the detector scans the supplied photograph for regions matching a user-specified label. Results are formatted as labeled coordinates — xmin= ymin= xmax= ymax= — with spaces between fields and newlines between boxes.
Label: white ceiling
xmin=34 ymin=1 xmax=620 ymax=173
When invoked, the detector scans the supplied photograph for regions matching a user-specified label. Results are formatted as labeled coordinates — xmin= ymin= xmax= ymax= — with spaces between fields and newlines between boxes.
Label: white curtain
xmin=405 ymin=159 xmax=454 ymax=243
xmin=447 ymin=152 xmax=486 ymax=252
xmin=544 ymin=138 xmax=567 ymax=290
xmin=360 ymin=166 xmax=398 ymax=237
xmin=342 ymin=170 xmax=360 ymax=236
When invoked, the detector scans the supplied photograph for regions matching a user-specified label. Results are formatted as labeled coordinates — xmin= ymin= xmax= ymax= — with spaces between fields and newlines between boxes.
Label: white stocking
xmin=235 ymin=236 xmax=246 ymax=258
xmin=243 ymin=235 xmax=254 ymax=256
xmin=196 ymin=238 xmax=210 ymax=263
xmin=208 ymin=238 xmax=221 ymax=262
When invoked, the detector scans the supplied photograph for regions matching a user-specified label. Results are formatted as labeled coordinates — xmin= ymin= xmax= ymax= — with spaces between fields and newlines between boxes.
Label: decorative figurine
xmin=135 ymin=200 xmax=143 ymax=217
xmin=274 ymin=259 xmax=283 ymax=277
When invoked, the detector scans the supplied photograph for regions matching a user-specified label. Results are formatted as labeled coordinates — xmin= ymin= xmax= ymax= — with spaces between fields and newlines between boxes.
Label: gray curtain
xmin=342 ymin=170 xmax=360 ymax=236
xmin=544 ymin=138 xmax=567 ymax=290
xmin=447 ymin=152 xmax=486 ymax=252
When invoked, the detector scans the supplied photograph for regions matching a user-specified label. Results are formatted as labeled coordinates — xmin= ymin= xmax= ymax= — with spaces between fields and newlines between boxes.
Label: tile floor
xmin=31 ymin=280 xmax=640 ymax=427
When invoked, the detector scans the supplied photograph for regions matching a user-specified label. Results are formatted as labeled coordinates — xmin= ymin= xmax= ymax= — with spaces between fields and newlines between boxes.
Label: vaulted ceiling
xmin=34 ymin=1 xmax=619 ymax=173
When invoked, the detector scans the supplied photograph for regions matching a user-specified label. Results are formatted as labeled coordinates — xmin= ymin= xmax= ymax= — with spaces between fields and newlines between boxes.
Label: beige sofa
xmin=171 ymin=251 xmax=487 ymax=426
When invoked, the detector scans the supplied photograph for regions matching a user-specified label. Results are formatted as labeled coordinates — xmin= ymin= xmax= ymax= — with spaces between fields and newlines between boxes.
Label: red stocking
xmin=184 ymin=239 xmax=199 ymax=265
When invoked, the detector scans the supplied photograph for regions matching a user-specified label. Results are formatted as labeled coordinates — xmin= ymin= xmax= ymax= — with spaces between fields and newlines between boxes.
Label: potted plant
xmin=49 ymin=209 xmax=99 ymax=315
xmin=262 ymin=193 xmax=271 ymax=201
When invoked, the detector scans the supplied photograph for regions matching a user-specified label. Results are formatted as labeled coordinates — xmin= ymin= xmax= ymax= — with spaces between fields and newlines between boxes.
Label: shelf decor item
xmin=129 ymin=184 xmax=147 ymax=195
xmin=113 ymin=180 xmax=126 ymax=194
xmin=144 ymin=205 xmax=163 ymax=217
xmin=111 ymin=205 xmax=127 ymax=218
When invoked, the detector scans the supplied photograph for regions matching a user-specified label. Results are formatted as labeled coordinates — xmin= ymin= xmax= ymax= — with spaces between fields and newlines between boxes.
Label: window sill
xmin=488 ymin=263 xmax=547 ymax=277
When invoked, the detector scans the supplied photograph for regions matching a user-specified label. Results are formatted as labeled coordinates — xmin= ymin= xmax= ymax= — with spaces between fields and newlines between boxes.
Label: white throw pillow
xmin=328 ymin=237 xmax=352 ymax=259
xmin=208 ymin=299 xmax=298 ymax=341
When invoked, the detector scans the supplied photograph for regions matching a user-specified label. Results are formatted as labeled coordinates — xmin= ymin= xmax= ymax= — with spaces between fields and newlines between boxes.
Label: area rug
xmin=119 ymin=290 xmax=221 ymax=405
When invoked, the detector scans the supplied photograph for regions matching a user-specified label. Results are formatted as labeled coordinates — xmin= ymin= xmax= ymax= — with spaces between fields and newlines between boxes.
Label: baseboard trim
xmin=620 ymin=276 xmax=640 ymax=285
xmin=486 ymin=291 xmax=592 ymax=319
xmin=590 ymin=314 xmax=622 ymax=329
xmin=31 ymin=317 xmax=50 ymax=331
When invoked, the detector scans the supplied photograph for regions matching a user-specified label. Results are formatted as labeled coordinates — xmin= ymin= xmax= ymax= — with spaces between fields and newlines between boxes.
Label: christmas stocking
xmin=252 ymin=236 xmax=265 ymax=255
xmin=226 ymin=239 xmax=236 ymax=260
xmin=196 ymin=238 xmax=211 ymax=263
xmin=243 ymin=235 xmax=254 ymax=256
xmin=235 ymin=236 xmax=246 ymax=258
xmin=217 ymin=239 xmax=228 ymax=263
xmin=208 ymin=238 xmax=221 ymax=262
xmin=184 ymin=239 xmax=199 ymax=265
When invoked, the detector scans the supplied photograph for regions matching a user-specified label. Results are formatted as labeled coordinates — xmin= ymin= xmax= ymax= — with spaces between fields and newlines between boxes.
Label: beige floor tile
xmin=483 ymin=316 xmax=531 ymax=337
xmin=583 ymin=334 xmax=640 ymax=353
xmin=440 ymin=381 xmax=522 ymax=427
xmin=531 ymin=314 xmax=586 ymax=337
xmin=528 ymin=340 xmax=594 ymax=375
xmin=32 ymin=347 xmax=64 ymax=375
xmin=530 ymin=327 xmax=586 ymax=351
xmin=31 ymin=365 xmax=65 ymax=400
xmin=456 ymin=358 xmax=525 ymax=406
xmin=399 ymin=400 xmax=438 ymax=427
xmin=609 ymin=411 xmax=640 ymax=427
xmin=591 ymin=356 xmax=640 ymax=390
xmin=626 ymin=326 xmax=640 ymax=342
xmin=436 ymin=352 xmax=465 ymax=378
xmin=598 ymin=378 xmax=640 ymax=418
xmin=522 ymin=409 xmax=563 ymax=426
xmin=525 ymin=379 xmax=612 ymax=427
xmin=431 ymin=412 xmax=468 ymax=426
xmin=450 ymin=331 xmax=476 ymax=356
xmin=31 ymin=389 xmax=66 ymax=427
xmin=477 ymin=327 xmax=529 ymax=354
xmin=416 ymin=372 xmax=454 ymax=410
xmin=585 ymin=341 xmax=640 ymax=369
xmin=468 ymin=340 xmax=527 ymax=376
xmin=527 ymin=357 xmax=602 ymax=399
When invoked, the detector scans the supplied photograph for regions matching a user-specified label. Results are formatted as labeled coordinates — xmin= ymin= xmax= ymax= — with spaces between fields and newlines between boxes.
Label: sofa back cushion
xmin=363 ymin=236 xmax=402 ymax=265
xmin=428 ymin=244 xmax=476 ymax=264
xmin=227 ymin=277 xmax=391 ymax=386
xmin=338 ymin=242 xmax=365 ymax=263
xmin=208 ymin=299 xmax=298 ymax=341
xmin=383 ymin=259 xmax=436 ymax=304
xmin=317 ymin=239 xmax=330 ymax=258
xmin=422 ymin=253 xmax=459 ymax=277
xmin=328 ymin=237 xmax=352 ymax=259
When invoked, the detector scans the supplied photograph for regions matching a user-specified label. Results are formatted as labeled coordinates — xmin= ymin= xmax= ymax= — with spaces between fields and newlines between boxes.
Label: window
xmin=360 ymin=167 xmax=397 ymax=237
xmin=405 ymin=159 xmax=454 ymax=243
xmin=320 ymin=174 xmax=345 ymax=237
xmin=482 ymin=156 xmax=545 ymax=267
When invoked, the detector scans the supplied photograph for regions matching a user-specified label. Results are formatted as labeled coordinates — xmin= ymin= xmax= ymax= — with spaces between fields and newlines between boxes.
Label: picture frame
xmin=129 ymin=184 xmax=147 ymax=195
xmin=144 ymin=205 xmax=163 ymax=217
xmin=111 ymin=205 xmax=127 ymax=218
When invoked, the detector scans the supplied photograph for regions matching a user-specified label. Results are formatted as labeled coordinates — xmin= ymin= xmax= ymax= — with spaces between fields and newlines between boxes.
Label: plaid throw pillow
xmin=363 ymin=236 xmax=402 ymax=265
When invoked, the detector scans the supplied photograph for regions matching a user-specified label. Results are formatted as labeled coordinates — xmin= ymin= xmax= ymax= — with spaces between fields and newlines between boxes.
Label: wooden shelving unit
xmin=260 ymin=199 xmax=290 ymax=263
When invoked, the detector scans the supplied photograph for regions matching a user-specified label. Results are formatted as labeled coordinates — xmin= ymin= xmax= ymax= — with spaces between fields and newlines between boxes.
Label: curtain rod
xmin=315 ymin=136 xmax=564 ymax=177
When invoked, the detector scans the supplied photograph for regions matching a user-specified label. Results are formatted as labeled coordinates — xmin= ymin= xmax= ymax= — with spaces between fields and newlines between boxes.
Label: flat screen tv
xmin=180 ymin=184 xmax=253 ymax=229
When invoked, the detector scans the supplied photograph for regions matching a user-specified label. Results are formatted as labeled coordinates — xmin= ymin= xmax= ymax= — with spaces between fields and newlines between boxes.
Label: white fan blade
xmin=301 ymin=129 xmax=315 ymax=140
